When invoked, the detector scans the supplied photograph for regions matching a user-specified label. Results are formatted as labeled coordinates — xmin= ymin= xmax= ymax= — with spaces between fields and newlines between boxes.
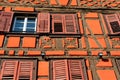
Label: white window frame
xmin=12 ymin=16 xmax=37 ymax=32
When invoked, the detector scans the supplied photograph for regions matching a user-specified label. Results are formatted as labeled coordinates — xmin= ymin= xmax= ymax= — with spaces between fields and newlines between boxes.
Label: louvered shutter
xmin=0 ymin=60 xmax=18 ymax=80
xmin=52 ymin=14 xmax=64 ymax=33
xmin=0 ymin=12 xmax=13 ymax=32
xmin=105 ymin=14 xmax=120 ymax=34
xmin=52 ymin=60 xmax=69 ymax=80
xmin=17 ymin=61 xmax=33 ymax=80
xmin=37 ymin=13 xmax=50 ymax=33
xmin=68 ymin=60 xmax=84 ymax=80
xmin=64 ymin=14 xmax=77 ymax=34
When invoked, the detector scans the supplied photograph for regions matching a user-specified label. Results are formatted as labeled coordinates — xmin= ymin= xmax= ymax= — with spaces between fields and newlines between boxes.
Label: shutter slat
xmin=105 ymin=14 xmax=120 ymax=34
xmin=17 ymin=61 xmax=33 ymax=80
xmin=0 ymin=12 xmax=13 ymax=32
xmin=0 ymin=60 xmax=18 ymax=80
xmin=37 ymin=13 xmax=50 ymax=33
xmin=64 ymin=14 xmax=77 ymax=34
xmin=53 ymin=60 xmax=69 ymax=80
xmin=68 ymin=60 xmax=84 ymax=80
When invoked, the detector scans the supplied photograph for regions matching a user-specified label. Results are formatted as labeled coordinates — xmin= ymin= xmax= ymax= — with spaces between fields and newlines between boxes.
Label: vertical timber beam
xmin=89 ymin=58 xmax=100 ymax=80
xmin=81 ymin=13 xmax=90 ymax=52
xmin=98 ymin=13 xmax=111 ymax=50
xmin=112 ymin=59 xmax=120 ymax=80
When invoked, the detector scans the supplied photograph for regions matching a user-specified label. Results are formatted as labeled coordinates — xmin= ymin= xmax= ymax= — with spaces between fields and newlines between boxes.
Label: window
xmin=0 ymin=12 xmax=80 ymax=35
xmin=12 ymin=16 xmax=37 ymax=33
xmin=52 ymin=14 xmax=79 ymax=34
xmin=51 ymin=59 xmax=88 ymax=80
xmin=104 ymin=13 xmax=120 ymax=34
xmin=0 ymin=59 xmax=37 ymax=80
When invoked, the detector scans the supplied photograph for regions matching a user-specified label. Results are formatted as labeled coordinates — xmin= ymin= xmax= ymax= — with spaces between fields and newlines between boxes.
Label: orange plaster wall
xmin=110 ymin=51 xmax=120 ymax=56
xmin=22 ymin=37 xmax=36 ymax=48
xmin=46 ymin=51 xmax=64 ymax=56
xmin=14 ymin=7 xmax=34 ymax=12
xmin=86 ymin=19 xmax=103 ymax=34
xmin=68 ymin=51 xmax=87 ymax=56
xmin=70 ymin=0 xmax=77 ymax=6
xmin=0 ymin=35 xmax=4 ymax=47
xmin=50 ymin=0 xmax=57 ymax=5
xmin=91 ymin=51 xmax=107 ymax=56
xmin=88 ymin=37 xmax=106 ymax=48
xmin=97 ymin=70 xmax=117 ymax=80
xmin=79 ymin=19 xmax=83 ymax=34
xmin=7 ymin=37 xmax=20 ymax=48
xmin=37 ymin=78 xmax=48 ymax=80
xmin=27 ymin=51 xmax=41 ymax=56
xmin=0 ymin=50 xmax=5 ymax=55
xmin=96 ymin=59 xmax=113 ymax=67
xmin=38 ymin=61 xmax=49 ymax=76
xmin=4 ymin=7 xmax=12 ymax=12
xmin=81 ymin=37 xmax=86 ymax=48
xmin=59 ymin=0 xmax=69 ymax=5
xmin=86 ymin=59 xmax=90 ymax=67
xmin=87 ymin=70 xmax=93 ymax=80
xmin=85 ymin=12 xmax=98 ymax=18
xmin=0 ymin=6 xmax=3 ymax=10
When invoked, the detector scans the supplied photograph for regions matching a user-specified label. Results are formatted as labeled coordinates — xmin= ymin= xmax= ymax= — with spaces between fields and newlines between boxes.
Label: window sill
xmin=0 ymin=32 xmax=82 ymax=38
xmin=49 ymin=33 xmax=82 ymax=38
xmin=108 ymin=33 xmax=120 ymax=38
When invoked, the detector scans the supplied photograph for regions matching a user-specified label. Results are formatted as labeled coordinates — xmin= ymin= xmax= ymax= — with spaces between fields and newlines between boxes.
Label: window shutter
xmin=0 ymin=12 xmax=14 ymax=32
xmin=105 ymin=14 xmax=120 ymax=34
xmin=17 ymin=61 xmax=33 ymax=80
xmin=37 ymin=13 xmax=50 ymax=33
xmin=68 ymin=60 xmax=84 ymax=80
xmin=52 ymin=14 xmax=64 ymax=33
xmin=64 ymin=14 xmax=77 ymax=34
xmin=52 ymin=60 xmax=69 ymax=80
xmin=0 ymin=60 xmax=18 ymax=80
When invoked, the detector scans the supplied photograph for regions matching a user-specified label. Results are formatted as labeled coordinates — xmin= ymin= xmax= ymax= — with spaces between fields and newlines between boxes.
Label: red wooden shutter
xmin=105 ymin=14 xmax=120 ymax=34
xmin=37 ymin=13 xmax=50 ymax=33
xmin=0 ymin=60 xmax=18 ymax=80
xmin=52 ymin=60 xmax=69 ymax=80
xmin=64 ymin=14 xmax=77 ymax=34
xmin=52 ymin=14 xmax=64 ymax=33
xmin=0 ymin=12 xmax=13 ymax=32
xmin=68 ymin=60 xmax=84 ymax=80
xmin=17 ymin=61 xmax=33 ymax=80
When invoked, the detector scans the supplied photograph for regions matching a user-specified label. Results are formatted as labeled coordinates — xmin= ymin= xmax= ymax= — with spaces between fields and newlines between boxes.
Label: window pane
xmin=26 ymin=29 xmax=35 ymax=32
xmin=27 ymin=23 xmax=35 ymax=28
xmin=13 ymin=28 xmax=23 ymax=32
xmin=27 ymin=18 xmax=35 ymax=22
xmin=16 ymin=18 xmax=24 ymax=22
xmin=54 ymin=23 xmax=63 ymax=32
xmin=15 ymin=23 xmax=24 ymax=28
xmin=12 ymin=16 xmax=36 ymax=33
xmin=110 ymin=21 xmax=120 ymax=33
